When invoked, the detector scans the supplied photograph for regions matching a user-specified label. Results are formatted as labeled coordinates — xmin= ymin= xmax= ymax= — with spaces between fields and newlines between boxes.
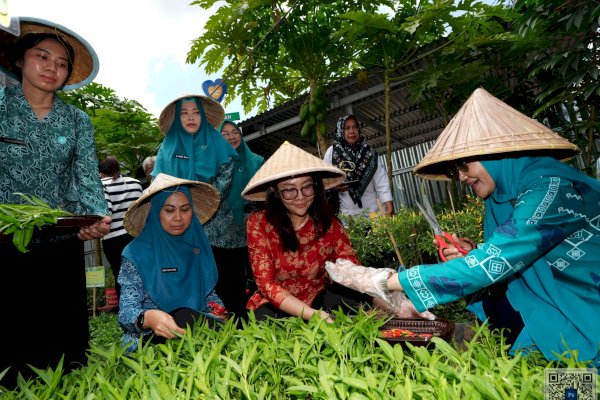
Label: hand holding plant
xmin=383 ymin=291 xmax=437 ymax=320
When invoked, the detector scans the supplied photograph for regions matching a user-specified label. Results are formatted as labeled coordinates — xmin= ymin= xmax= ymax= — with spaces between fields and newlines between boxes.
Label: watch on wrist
xmin=136 ymin=311 xmax=145 ymax=330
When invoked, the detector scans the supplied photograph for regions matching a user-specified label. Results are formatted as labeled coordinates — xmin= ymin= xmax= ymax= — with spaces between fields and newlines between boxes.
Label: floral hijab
xmin=152 ymin=97 xmax=238 ymax=183
xmin=219 ymin=119 xmax=264 ymax=227
xmin=331 ymin=115 xmax=377 ymax=207
xmin=121 ymin=186 xmax=218 ymax=313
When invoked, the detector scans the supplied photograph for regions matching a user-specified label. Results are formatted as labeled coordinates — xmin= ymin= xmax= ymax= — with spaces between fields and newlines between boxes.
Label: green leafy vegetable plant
xmin=1 ymin=310 xmax=592 ymax=398
xmin=0 ymin=193 xmax=71 ymax=253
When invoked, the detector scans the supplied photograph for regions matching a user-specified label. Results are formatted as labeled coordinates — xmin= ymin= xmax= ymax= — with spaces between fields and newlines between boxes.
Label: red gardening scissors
xmin=416 ymin=196 xmax=476 ymax=262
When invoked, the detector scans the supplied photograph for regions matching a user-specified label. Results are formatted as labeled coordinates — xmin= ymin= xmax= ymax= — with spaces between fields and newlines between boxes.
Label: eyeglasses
xmin=445 ymin=159 xmax=469 ymax=179
xmin=221 ymin=130 xmax=240 ymax=138
xmin=279 ymin=183 xmax=316 ymax=200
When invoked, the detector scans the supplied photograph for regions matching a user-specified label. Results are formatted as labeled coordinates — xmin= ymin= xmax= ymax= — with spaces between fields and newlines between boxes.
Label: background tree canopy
xmin=60 ymin=0 xmax=598 ymax=177
xmin=59 ymin=83 xmax=163 ymax=177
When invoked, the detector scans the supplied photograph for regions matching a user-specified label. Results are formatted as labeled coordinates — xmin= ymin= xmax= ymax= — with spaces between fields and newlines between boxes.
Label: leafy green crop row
xmin=1 ymin=310 xmax=593 ymax=399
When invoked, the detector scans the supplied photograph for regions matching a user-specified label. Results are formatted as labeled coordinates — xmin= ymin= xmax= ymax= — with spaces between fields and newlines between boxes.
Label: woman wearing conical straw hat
xmin=119 ymin=174 xmax=226 ymax=352
xmin=241 ymin=141 xmax=433 ymax=322
xmin=152 ymin=94 xmax=245 ymax=321
xmin=327 ymin=88 xmax=600 ymax=366
xmin=0 ymin=17 xmax=110 ymax=388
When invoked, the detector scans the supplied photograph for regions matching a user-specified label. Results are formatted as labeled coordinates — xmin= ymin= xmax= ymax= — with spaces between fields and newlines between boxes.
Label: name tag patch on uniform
xmin=161 ymin=267 xmax=178 ymax=273
xmin=175 ymin=155 xmax=189 ymax=160
xmin=0 ymin=137 xmax=26 ymax=146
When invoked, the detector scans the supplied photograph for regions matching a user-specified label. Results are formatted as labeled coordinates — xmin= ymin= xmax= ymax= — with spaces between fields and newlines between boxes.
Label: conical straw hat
xmin=124 ymin=173 xmax=220 ymax=237
xmin=158 ymin=94 xmax=225 ymax=134
xmin=413 ymin=87 xmax=580 ymax=180
xmin=242 ymin=141 xmax=346 ymax=201
xmin=0 ymin=17 xmax=98 ymax=90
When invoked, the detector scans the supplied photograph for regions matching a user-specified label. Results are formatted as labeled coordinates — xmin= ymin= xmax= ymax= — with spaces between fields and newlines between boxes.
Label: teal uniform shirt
xmin=399 ymin=157 xmax=600 ymax=365
xmin=0 ymin=85 xmax=108 ymax=215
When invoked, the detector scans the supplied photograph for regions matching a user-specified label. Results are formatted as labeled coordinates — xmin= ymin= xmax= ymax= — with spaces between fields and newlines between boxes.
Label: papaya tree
xmin=332 ymin=0 xmax=515 ymax=186
xmin=187 ymin=0 xmax=388 ymax=155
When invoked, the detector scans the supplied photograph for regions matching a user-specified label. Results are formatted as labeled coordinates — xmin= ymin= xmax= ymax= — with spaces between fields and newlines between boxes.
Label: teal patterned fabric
xmin=0 ymin=85 xmax=108 ymax=215
xmin=398 ymin=157 xmax=600 ymax=366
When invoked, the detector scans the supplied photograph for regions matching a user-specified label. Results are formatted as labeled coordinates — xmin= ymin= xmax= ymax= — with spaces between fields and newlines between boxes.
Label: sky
xmin=9 ymin=0 xmax=251 ymax=121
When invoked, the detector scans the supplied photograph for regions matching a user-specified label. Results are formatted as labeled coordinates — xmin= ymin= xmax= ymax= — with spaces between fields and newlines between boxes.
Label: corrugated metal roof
xmin=239 ymin=69 xmax=447 ymax=159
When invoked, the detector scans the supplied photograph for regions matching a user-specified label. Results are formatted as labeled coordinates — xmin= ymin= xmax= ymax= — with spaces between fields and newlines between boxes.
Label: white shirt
xmin=323 ymin=146 xmax=393 ymax=216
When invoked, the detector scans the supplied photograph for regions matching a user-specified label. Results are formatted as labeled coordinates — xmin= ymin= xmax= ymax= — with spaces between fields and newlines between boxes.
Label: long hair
xmin=12 ymin=33 xmax=74 ymax=83
xmin=265 ymin=176 xmax=336 ymax=252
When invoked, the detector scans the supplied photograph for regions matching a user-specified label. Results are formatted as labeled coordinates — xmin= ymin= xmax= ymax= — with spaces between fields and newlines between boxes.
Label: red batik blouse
xmin=246 ymin=209 xmax=359 ymax=310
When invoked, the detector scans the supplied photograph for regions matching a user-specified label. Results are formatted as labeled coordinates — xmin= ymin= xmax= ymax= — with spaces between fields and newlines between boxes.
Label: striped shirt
xmin=102 ymin=175 xmax=143 ymax=240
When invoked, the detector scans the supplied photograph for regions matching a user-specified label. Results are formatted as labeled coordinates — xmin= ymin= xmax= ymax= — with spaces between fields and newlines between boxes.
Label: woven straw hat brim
xmin=413 ymin=87 xmax=580 ymax=180
xmin=242 ymin=141 xmax=346 ymax=201
xmin=0 ymin=17 xmax=98 ymax=90
xmin=158 ymin=94 xmax=225 ymax=134
xmin=123 ymin=173 xmax=220 ymax=237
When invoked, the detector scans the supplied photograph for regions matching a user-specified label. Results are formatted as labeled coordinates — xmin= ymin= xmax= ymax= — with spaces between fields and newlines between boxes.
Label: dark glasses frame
xmin=278 ymin=182 xmax=316 ymax=200
xmin=445 ymin=159 xmax=469 ymax=179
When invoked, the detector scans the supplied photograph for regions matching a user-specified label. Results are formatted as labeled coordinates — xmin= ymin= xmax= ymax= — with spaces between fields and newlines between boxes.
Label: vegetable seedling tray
xmin=379 ymin=318 xmax=455 ymax=347
xmin=54 ymin=215 xmax=103 ymax=228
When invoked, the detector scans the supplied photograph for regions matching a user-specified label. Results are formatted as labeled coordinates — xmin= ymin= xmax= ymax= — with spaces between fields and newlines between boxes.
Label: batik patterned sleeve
xmin=212 ymin=159 xmax=235 ymax=197
xmin=69 ymin=108 xmax=109 ymax=215
xmin=399 ymin=177 xmax=591 ymax=312
xmin=329 ymin=219 xmax=360 ymax=265
xmin=117 ymin=257 xmax=153 ymax=351
xmin=246 ymin=211 xmax=289 ymax=307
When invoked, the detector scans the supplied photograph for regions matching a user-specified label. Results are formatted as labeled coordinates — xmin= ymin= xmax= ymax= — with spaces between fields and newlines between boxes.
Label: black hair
xmin=11 ymin=33 xmax=74 ymax=84
xmin=99 ymin=156 xmax=121 ymax=178
xmin=264 ymin=175 xmax=336 ymax=252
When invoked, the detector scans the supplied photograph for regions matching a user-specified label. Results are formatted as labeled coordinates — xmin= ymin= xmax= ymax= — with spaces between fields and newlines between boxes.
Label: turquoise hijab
xmin=481 ymin=156 xmax=600 ymax=238
xmin=219 ymin=119 xmax=264 ymax=227
xmin=153 ymin=97 xmax=238 ymax=184
xmin=480 ymin=156 xmax=600 ymax=365
xmin=121 ymin=186 xmax=218 ymax=313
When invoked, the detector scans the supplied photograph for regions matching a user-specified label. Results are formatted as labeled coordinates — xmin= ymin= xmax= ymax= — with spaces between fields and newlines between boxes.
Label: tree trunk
xmin=384 ymin=70 xmax=394 ymax=192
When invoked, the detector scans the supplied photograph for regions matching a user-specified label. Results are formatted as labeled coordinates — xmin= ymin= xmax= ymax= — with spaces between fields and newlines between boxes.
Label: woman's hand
xmin=318 ymin=310 xmax=334 ymax=324
xmin=143 ymin=309 xmax=186 ymax=339
xmin=78 ymin=215 xmax=112 ymax=240
xmin=374 ymin=292 xmax=436 ymax=320
xmin=435 ymin=233 xmax=474 ymax=261
xmin=279 ymin=296 xmax=334 ymax=323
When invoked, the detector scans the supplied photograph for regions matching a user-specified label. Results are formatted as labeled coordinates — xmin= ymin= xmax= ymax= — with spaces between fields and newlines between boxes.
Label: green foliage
xmin=187 ymin=0 xmax=385 ymax=114
xmin=343 ymin=195 xmax=484 ymax=269
xmin=511 ymin=0 xmax=600 ymax=173
xmin=407 ymin=0 xmax=599 ymax=172
xmin=60 ymin=83 xmax=163 ymax=176
xmin=89 ymin=312 xmax=123 ymax=351
xmin=0 ymin=194 xmax=71 ymax=253
xmin=1 ymin=310 xmax=591 ymax=398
